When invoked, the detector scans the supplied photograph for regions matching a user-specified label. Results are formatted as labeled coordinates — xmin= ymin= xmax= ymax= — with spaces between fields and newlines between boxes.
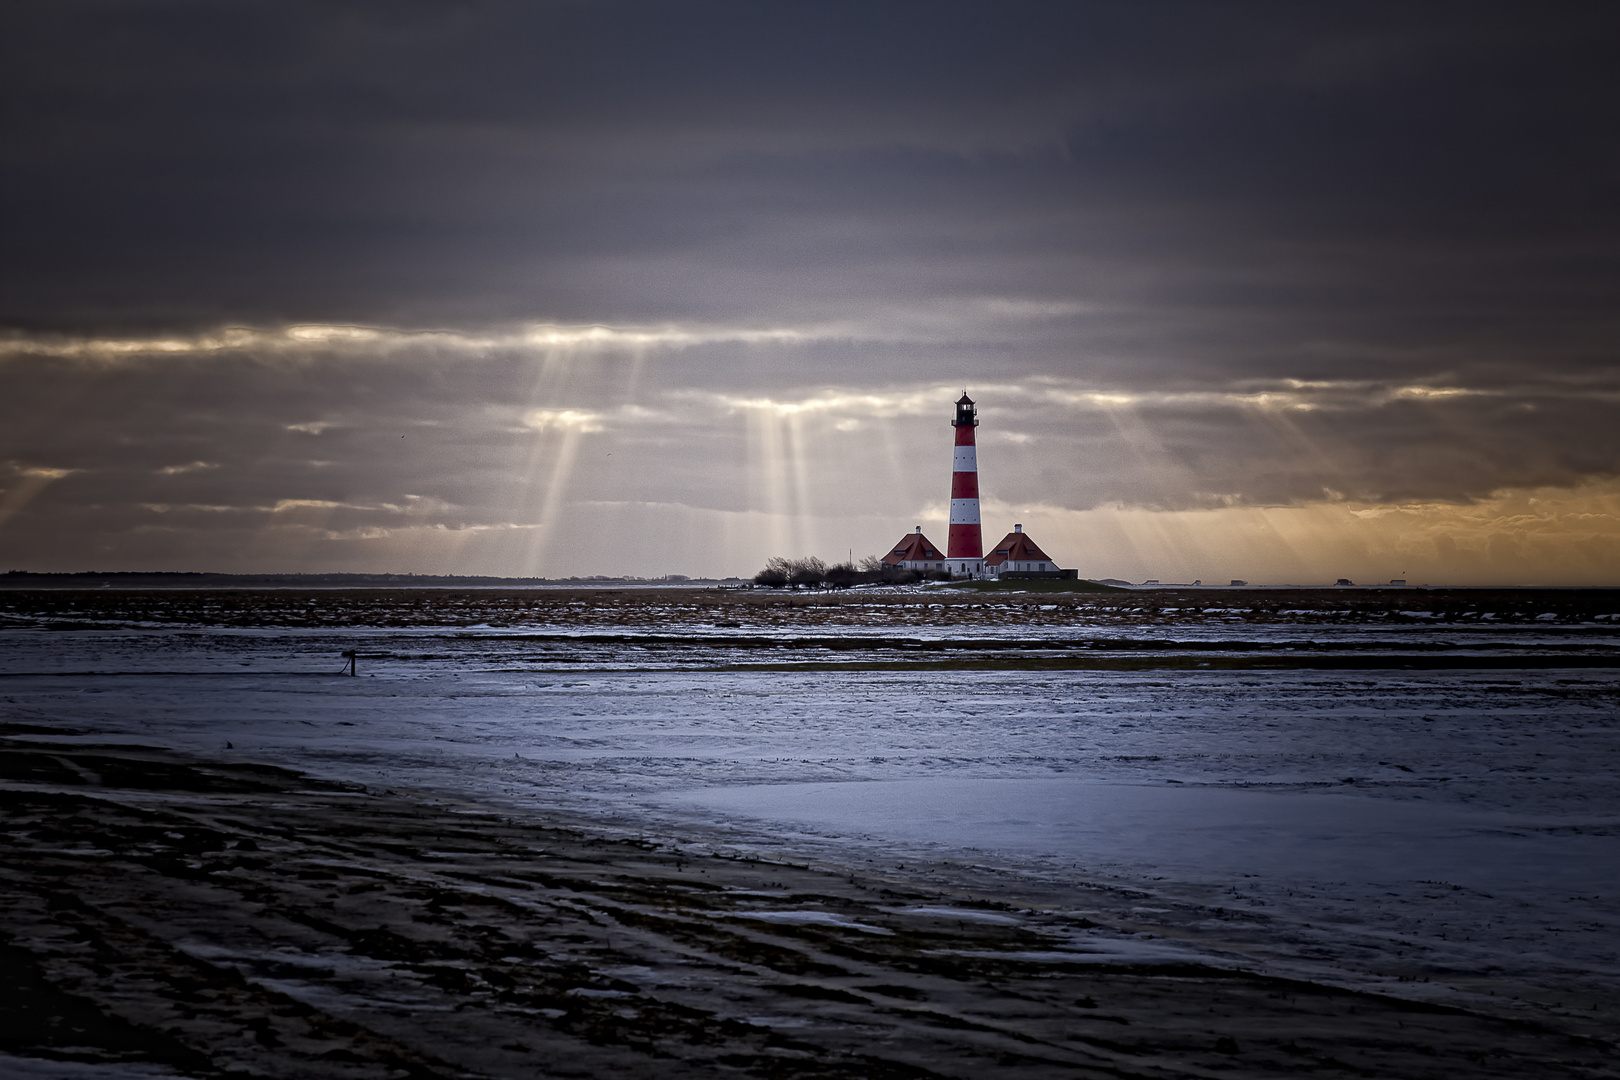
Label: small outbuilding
xmin=883 ymin=527 xmax=947 ymax=574
xmin=983 ymin=524 xmax=1069 ymax=579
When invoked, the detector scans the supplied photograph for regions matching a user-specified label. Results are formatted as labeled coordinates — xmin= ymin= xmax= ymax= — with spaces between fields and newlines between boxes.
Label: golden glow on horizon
xmin=138 ymin=477 xmax=1617 ymax=585
xmin=985 ymin=479 xmax=1620 ymax=587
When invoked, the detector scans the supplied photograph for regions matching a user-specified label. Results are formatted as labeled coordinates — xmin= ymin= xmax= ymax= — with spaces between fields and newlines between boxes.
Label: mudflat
xmin=3 ymin=586 xmax=1618 ymax=1077
xmin=1 ymin=736 xmax=1612 ymax=1079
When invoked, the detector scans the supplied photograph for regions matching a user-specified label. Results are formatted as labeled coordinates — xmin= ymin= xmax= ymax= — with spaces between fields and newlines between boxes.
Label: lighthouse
xmin=948 ymin=393 xmax=985 ymax=577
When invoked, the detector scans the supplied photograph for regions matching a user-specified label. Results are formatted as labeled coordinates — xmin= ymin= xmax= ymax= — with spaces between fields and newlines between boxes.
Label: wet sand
xmin=2 ymin=735 xmax=1613 ymax=1079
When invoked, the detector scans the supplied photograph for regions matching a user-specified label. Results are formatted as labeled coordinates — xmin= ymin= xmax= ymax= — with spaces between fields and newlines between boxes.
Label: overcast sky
xmin=3 ymin=2 xmax=1618 ymax=583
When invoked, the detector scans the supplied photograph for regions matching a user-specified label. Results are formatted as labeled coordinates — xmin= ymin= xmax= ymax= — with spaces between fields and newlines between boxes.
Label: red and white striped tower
xmin=947 ymin=393 xmax=984 ymax=577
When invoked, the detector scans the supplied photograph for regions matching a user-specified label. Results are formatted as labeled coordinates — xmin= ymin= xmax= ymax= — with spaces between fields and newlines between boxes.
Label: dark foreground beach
xmin=2 ymin=733 xmax=1613 ymax=1079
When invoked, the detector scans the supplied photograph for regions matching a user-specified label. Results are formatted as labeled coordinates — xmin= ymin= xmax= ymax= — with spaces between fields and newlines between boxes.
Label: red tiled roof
xmin=982 ymin=531 xmax=1054 ymax=567
xmin=882 ymin=532 xmax=946 ymax=565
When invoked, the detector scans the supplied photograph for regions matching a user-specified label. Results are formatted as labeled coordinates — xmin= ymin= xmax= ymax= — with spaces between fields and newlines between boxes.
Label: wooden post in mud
xmin=341 ymin=649 xmax=357 ymax=676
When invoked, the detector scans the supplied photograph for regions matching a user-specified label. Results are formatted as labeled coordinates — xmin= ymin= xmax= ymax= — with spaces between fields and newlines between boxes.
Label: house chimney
xmin=1014 ymin=523 xmax=1022 ymax=533
xmin=914 ymin=525 xmax=921 ymax=533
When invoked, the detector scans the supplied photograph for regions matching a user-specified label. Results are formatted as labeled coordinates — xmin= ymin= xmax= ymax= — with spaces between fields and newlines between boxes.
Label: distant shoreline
xmin=0 ymin=570 xmax=745 ymax=590
xmin=2 ymin=570 xmax=1616 ymax=592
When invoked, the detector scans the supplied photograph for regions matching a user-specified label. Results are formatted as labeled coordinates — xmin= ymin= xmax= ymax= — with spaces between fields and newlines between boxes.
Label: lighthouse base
xmin=947 ymin=559 xmax=985 ymax=579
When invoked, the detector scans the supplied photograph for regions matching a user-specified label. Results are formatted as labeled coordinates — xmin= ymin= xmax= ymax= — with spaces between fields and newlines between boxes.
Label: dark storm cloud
xmin=2 ymin=2 xmax=1619 ymax=576
xmin=6 ymin=2 xmax=1615 ymax=359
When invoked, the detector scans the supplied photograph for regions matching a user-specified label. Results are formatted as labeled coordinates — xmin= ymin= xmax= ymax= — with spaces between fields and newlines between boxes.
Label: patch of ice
xmin=726 ymin=910 xmax=893 ymax=935
xmin=739 ymin=1014 xmax=813 ymax=1029
xmin=567 ymin=987 xmax=636 ymax=998
xmin=883 ymin=906 xmax=1021 ymax=925
xmin=939 ymin=942 xmax=1202 ymax=965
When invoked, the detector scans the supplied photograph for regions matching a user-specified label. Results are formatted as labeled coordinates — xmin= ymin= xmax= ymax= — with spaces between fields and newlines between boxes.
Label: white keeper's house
xmin=982 ymin=524 xmax=1062 ymax=579
xmin=882 ymin=527 xmax=947 ymax=574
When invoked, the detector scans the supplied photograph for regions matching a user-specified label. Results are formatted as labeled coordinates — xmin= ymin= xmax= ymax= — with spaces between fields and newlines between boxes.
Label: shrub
xmin=753 ymin=566 xmax=788 ymax=587
xmin=754 ymin=555 xmax=924 ymax=588
xmin=823 ymin=561 xmax=860 ymax=589
xmin=754 ymin=555 xmax=827 ymax=588
xmin=787 ymin=556 xmax=827 ymax=588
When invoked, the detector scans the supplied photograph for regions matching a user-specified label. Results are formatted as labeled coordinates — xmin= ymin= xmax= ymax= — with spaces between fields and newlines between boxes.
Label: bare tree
xmin=757 ymin=554 xmax=910 ymax=589
xmin=787 ymin=556 xmax=826 ymax=588
xmin=754 ymin=555 xmax=828 ymax=588
xmin=824 ymin=560 xmax=859 ymax=588
xmin=753 ymin=556 xmax=792 ymax=587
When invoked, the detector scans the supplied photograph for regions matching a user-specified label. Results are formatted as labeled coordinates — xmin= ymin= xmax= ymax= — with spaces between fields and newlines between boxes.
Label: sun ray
xmin=521 ymin=427 xmax=586 ymax=575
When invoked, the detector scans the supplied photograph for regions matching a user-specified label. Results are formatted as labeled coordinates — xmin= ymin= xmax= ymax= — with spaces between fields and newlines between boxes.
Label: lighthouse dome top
xmin=955 ymin=392 xmax=974 ymax=405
